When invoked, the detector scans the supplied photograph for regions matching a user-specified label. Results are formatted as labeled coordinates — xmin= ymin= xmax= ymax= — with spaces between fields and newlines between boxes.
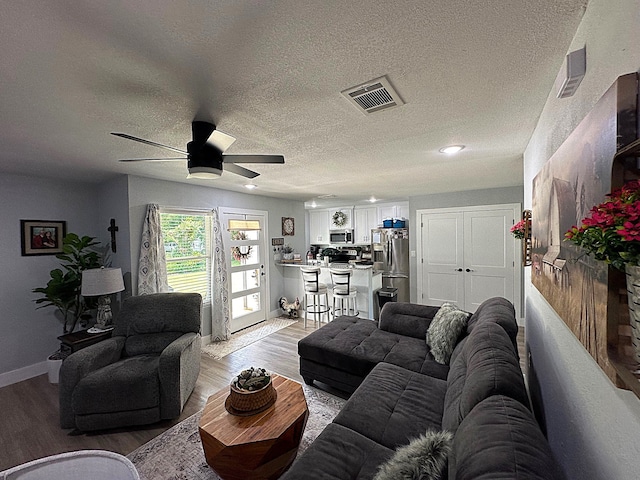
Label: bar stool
xmin=330 ymin=268 xmax=359 ymax=318
xmin=300 ymin=267 xmax=330 ymax=327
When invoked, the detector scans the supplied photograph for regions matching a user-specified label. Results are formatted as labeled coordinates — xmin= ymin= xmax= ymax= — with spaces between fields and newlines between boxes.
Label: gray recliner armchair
xmin=59 ymin=292 xmax=202 ymax=432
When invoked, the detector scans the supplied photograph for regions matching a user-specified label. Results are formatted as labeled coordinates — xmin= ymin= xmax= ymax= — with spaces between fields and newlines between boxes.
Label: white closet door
xmin=463 ymin=208 xmax=516 ymax=312
xmin=417 ymin=204 xmax=520 ymax=314
xmin=420 ymin=211 xmax=465 ymax=307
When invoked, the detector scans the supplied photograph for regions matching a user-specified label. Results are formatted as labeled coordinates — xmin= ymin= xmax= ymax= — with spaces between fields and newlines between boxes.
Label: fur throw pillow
xmin=426 ymin=303 xmax=470 ymax=365
xmin=374 ymin=429 xmax=453 ymax=480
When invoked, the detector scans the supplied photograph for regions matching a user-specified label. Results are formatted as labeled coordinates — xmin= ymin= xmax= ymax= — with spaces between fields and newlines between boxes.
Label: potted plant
xmin=564 ymin=180 xmax=640 ymax=361
xmin=32 ymin=233 xmax=104 ymax=381
xmin=282 ymin=244 xmax=294 ymax=260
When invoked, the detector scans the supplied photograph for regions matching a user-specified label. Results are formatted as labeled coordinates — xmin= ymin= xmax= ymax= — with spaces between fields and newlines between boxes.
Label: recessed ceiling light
xmin=439 ymin=145 xmax=465 ymax=154
xmin=244 ymin=184 xmax=257 ymax=190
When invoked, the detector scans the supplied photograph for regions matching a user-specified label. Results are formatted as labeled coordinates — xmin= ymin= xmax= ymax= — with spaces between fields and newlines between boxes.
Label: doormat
xmin=127 ymin=384 xmax=345 ymax=480
xmin=201 ymin=317 xmax=297 ymax=360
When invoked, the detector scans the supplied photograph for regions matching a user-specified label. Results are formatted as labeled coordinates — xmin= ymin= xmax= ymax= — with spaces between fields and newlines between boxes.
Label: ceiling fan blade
xmin=111 ymin=133 xmax=188 ymax=155
xmin=224 ymin=163 xmax=260 ymax=178
xmin=119 ymin=158 xmax=187 ymax=162
xmin=207 ymin=129 xmax=236 ymax=153
xmin=223 ymin=154 xmax=285 ymax=164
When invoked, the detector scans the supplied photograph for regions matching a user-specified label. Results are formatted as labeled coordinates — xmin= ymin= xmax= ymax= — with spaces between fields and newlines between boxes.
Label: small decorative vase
xmin=625 ymin=264 xmax=640 ymax=363
xmin=283 ymin=253 xmax=294 ymax=260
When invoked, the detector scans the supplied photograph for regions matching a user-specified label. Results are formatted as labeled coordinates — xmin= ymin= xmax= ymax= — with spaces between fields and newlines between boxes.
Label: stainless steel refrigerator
xmin=371 ymin=228 xmax=410 ymax=302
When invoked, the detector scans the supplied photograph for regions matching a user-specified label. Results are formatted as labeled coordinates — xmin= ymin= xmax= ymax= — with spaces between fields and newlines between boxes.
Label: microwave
xmin=330 ymin=229 xmax=354 ymax=244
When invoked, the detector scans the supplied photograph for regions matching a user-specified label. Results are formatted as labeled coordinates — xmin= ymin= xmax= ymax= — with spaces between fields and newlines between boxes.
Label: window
xmin=160 ymin=211 xmax=211 ymax=303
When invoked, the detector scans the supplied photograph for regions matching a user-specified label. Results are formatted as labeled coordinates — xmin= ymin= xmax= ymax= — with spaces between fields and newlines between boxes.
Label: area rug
xmin=127 ymin=385 xmax=345 ymax=480
xmin=201 ymin=317 xmax=297 ymax=360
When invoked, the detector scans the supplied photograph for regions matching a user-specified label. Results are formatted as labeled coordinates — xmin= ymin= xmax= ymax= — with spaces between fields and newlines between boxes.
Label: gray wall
xmin=523 ymin=0 xmax=640 ymax=478
xmin=0 ymin=174 xmax=101 ymax=382
xmin=408 ymin=186 xmax=524 ymax=302
xmin=126 ymin=175 xmax=305 ymax=337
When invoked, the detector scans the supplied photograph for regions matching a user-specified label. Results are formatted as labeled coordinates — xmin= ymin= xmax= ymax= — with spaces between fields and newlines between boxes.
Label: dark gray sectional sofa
xmin=283 ymin=297 xmax=564 ymax=479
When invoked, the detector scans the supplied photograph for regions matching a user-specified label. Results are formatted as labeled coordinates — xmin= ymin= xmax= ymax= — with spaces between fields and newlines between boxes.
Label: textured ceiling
xmin=0 ymin=1 xmax=587 ymax=207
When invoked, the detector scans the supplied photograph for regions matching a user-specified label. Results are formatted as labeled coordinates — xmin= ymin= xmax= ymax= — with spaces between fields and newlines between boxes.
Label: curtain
xmin=138 ymin=204 xmax=169 ymax=295
xmin=210 ymin=207 xmax=231 ymax=341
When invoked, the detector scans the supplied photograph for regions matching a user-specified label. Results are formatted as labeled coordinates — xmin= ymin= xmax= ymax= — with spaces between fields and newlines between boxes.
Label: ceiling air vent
xmin=341 ymin=76 xmax=404 ymax=115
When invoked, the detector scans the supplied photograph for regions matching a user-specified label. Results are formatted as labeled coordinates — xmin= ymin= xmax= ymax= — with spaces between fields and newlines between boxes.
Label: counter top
xmin=277 ymin=262 xmax=376 ymax=271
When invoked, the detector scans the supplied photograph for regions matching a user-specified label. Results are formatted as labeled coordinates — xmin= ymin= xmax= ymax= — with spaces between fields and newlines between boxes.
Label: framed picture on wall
xmin=21 ymin=220 xmax=66 ymax=256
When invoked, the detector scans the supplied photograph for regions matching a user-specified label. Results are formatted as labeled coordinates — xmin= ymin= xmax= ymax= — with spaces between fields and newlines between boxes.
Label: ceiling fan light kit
xmin=113 ymin=121 xmax=284 ymax=179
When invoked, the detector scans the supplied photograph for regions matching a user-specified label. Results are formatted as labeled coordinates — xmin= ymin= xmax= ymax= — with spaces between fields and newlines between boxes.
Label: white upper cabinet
xmin=354 ymin=207 xmax=378 ymax=244
xmin=309 ymin=210 xmax=330 ymax=244
xmin=376 ymin=202 xmax=409 ymax=226
xmin=329 ymin=207 xmax=353 ymax=230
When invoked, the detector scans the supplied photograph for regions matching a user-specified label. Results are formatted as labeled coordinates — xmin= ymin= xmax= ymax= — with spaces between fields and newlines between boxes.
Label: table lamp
xmin=81 ymin=267 xmax=125 ymax=333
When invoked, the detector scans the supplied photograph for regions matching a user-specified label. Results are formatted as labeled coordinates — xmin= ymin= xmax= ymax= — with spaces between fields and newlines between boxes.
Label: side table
xmin=58 ymin=329 xmax=113 ymax=355
xmin=199 ymin=374 xmax=309 ymax=480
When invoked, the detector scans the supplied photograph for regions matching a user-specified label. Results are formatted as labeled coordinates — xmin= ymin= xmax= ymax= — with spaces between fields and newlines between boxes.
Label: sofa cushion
xmin=426 ymin=303 xmax=470 ymax=364
xmin=379 ymin=302 xmax=440 ymax=339
xmin=466 ymin=297 xmax=519 ymax=355
xmin=280 ymin=423 xmax=394 ymax=480
xmin=442 ymin=322 xmax=528 ymax=433
xmin=373 ymin=429 xmax=453 ymax=480
xmin=450 ymin=395 xmax=566 ymax=480
xmin=72 ymin=355 xmax=160 ymax=414
xmin=334 ymin=363 xmax=447 ymax=449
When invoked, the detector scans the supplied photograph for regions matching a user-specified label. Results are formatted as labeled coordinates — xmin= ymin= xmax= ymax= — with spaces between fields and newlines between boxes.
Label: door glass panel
xmin=232 ymin=293 xmax=261 ymax=319
xmin=231 ymin=269 xmax=260 ymax=293
xmin=229 ymin=230 xmax=260 ymax=266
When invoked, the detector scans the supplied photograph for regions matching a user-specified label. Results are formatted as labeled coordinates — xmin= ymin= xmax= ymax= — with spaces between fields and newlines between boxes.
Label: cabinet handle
xmin=455 ymin=268 xmax=463 ymax=272
xmin=465 ymin=268 xmax=474 ymax=272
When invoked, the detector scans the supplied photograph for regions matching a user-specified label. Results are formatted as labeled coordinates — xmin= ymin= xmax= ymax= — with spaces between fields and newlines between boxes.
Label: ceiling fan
xmin=112 ymin=121 xmax=284 ymax=179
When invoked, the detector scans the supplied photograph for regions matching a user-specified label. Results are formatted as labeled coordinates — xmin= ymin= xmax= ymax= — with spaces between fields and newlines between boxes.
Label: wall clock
xmin=282 ymin=217 xmax=295 ymax=236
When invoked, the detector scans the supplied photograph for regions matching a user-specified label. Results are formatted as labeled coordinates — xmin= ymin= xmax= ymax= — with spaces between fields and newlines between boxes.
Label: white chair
xmin=330 ymin=268 xmax=359 ymax=318
xmin=300 ymin=267 xmax=330 ymax=327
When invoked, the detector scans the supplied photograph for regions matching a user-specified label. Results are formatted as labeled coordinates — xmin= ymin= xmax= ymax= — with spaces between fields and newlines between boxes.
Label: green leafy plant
xmin=33 ymin=233 xmax=104 ymax=334
xmin=565 ymin=180 xmax=640 ymax=271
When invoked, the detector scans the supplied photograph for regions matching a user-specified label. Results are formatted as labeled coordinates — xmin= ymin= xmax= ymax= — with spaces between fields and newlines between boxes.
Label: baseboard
xmin=0 ymin=361 xmax=47 ymax=388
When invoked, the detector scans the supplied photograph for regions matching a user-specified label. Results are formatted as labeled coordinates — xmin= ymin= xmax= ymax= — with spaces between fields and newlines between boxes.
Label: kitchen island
xmin=278 ymin=263 xmax=382 ymax=320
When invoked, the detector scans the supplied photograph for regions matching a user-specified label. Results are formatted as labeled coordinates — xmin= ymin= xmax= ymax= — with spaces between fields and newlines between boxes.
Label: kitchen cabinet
xmin=377 ymin=202 xmax=409 ymax=226
xmin=354 ymin=206 xmax=378 ymax=244
xmin=309 ymin=210 xmax=330 ymax=244
xmin=329 ymin=207 xmax=353 ymax=230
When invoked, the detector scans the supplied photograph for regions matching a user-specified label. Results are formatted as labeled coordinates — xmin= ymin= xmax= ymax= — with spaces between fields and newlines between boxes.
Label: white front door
xmin=417 ymin=204 xmax=520 ymax=314
xmin=220 ymin=209 xmax=269 ymax=333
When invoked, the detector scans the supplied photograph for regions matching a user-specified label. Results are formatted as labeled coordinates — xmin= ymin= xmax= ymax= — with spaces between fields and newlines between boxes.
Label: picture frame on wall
xmin=21 ymin=220 xmax=66 ymax=256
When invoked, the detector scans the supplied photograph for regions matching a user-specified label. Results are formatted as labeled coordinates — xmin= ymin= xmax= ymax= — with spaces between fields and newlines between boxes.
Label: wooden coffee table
xmin=199 ymin=374 xmax=309 ymax=480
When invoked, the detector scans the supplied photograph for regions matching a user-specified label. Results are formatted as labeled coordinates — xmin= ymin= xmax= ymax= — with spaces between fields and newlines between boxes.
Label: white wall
xmin=0 ymin=174 xmax=100 ymax=385
xmin=126 ymin=175 xmax=305 ymax=336
xmin=523 ymin=1 xmax=640 ymax=478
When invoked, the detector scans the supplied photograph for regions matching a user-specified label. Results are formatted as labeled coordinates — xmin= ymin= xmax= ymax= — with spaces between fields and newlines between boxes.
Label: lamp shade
xmin=81 ymin=267 xmax=125 ymax=296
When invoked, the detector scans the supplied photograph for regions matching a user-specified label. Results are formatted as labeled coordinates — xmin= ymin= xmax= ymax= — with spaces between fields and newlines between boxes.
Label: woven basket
xmin=228 ymin=378 xmax=275 ymax=412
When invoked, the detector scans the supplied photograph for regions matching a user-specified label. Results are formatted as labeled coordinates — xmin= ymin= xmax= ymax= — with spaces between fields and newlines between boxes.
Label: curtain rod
xmin=159 ymin=205 xmax=215 ymax=214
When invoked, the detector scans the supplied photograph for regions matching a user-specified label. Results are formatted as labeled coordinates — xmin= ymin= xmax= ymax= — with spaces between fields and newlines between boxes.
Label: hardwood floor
xmin=0 ymin=319 xmax=527 ymax=471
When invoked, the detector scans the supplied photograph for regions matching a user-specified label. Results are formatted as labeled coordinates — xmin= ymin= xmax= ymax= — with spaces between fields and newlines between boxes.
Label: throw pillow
xmin=426 ymin=303 xmax=470 ymax=365
xmin=374 ymin=429 xmax=453 ymax=480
